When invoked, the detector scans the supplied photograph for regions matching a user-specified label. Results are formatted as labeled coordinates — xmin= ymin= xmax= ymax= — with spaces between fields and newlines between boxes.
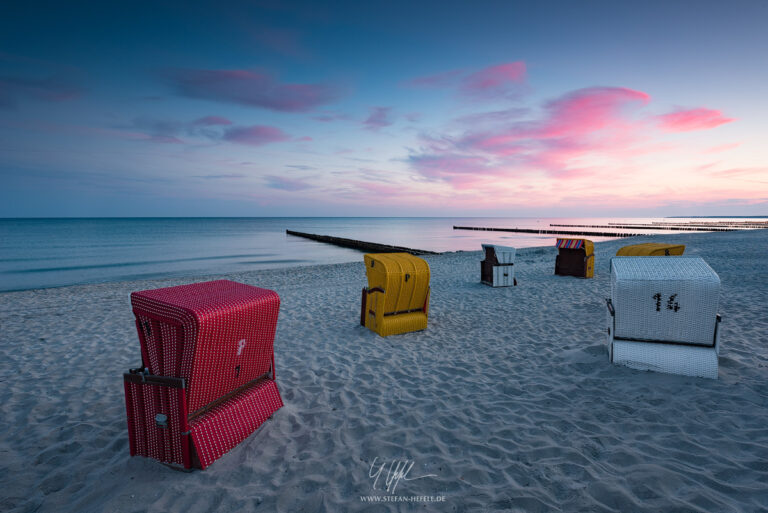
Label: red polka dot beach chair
xmin=123 ymin=280 xmax=283 ymax=469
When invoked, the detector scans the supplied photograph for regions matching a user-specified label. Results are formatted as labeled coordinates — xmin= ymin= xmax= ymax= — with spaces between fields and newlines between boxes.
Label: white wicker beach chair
xmin=606 ymin=257 xmax=722 ymax=379
xmin=481 ymin=244 xmax=516 ymax=287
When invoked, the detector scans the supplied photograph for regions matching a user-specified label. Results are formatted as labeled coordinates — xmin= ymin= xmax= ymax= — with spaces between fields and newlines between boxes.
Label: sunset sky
xmin=1 ymin=0 xmax=766 ymax=217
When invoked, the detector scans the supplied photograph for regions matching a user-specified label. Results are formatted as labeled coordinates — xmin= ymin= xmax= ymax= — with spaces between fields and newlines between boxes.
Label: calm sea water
xmin=0 ymin=217 xmax=756 ymax=292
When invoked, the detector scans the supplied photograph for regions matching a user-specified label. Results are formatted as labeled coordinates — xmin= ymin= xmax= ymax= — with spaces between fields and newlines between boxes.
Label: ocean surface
xmin=0 ymin=217 xmax=761 ymax=292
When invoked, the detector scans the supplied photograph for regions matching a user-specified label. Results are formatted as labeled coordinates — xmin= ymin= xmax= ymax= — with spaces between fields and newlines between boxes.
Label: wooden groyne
xmin=286 ymin=230 xmax=440 ymax=255
xmin=453 ymin=226 xmax=643 ymax=237
xmin=549 ymin=223 xmax=736 ymax=232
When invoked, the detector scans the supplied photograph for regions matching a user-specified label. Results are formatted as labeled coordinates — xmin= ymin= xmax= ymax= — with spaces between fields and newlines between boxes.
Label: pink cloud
xmin=223 ymin=125 xmax=291 ymax=146
xmin=164 ymin=68 xmax=341 ymax=112
xmin=657 ymin=108 xmax=735 ymax=132
xmin=192 ymin=115 xmax=232 ymax=126
xmin=537 ymin=87 xmax=650 ymax=138
xmin=703 ymin=142 xmax=741 ymax=153
xmin=408 ymin=86 xmax=654 ymax=185
xmin=296 ymin=136 xmax=312 ymax=141
xmin=460 ymin=61 xmax=526 ymax=98
xmin=363 ymin=107 xmax=394 ymax=130
xmin=405 ymin=62 xmax=527 ymax=100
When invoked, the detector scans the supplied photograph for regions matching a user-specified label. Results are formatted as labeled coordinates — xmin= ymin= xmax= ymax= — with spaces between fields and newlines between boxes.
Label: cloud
xmin=0 ymin=73 xmax=83 ymax=108
xmin=194 ymin=173 xmax=246 ymax=179
xmin=311 ymin=111 xmax=353 ymax=122
xmin=264 ymin=175 xmax=313 ymax=191
xmin=657 ymin=108 xmax=735 ymax=132
xmin=405 ymin=61 xmax=527 ymax=100
xmin=192 ymin=115 xmax=232 ymax=126
xmin=405 ymin=112 xmax=422 ymax=122
xmin=146 ymin=135 xmax=184 ymax=144
xmin=453 ymin=107 xmax=529 ymax=126
xmin=459 ymin=61 xmax=526 ymax=99
xmin=702 ymin=142 xmax=741 ymax=153
xmin=408 ymin=86 xmax=653 ymax=185
xmin=223 ymin=125 xmax=292 ymax=146
xmin=163 ymin=68 xmax=341 ymax=112
xmin=363 ymin=107 xmax=394 ymax=130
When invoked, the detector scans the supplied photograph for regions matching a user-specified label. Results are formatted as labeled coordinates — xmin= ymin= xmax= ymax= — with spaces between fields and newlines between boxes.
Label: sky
xmin=1 ymin=0 xmax=767 ymax=217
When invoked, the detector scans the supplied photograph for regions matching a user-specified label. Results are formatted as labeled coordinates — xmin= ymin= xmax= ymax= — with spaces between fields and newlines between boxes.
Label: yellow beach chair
xmin=360 ymin=253 xmax=430 ymax=336
xmin=555 ymin=238 xmax=594 ymax=278
xmin=616 ymin=243 xmax=685 ymax=256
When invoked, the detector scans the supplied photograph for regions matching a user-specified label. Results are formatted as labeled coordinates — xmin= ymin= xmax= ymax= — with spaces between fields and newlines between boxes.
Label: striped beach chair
xmin=123 ymin=280 xmax=283 ymax=469
xmin=555 ymin=238 xmax=594 ymax=278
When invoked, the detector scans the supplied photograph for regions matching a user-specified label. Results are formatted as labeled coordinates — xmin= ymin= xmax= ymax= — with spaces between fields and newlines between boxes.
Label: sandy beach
xmin=1 ymin=229 xmax=767 ymax=512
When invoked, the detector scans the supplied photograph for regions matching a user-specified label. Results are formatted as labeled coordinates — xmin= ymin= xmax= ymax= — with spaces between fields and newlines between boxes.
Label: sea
xmin=0 ymin=217 xmax=762 ymax=292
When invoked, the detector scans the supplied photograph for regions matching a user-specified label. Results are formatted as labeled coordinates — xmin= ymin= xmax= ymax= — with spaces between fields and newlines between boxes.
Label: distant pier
xmin=453 ymin=226 xmax=643 ymax=237
xmin=286 ymin=230 xmax=440 ymax=255
xmin=549 ymin=223 xmax=736 ymax=232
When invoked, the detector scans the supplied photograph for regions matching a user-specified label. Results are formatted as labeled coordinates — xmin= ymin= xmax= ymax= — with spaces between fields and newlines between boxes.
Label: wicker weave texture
xmin=611 ymin=339 xmax=718 ymax=379
xmin=363 ymin=253 xmax=430 ymax=336
xmin=124 ymin=379 xmax=188 ymax=467
xmin=131 ymin=280 xmax=280 ymax=413
xmin=611 ymin=257 xmax=719 ymax=345
xmin=190 ymin=379 xmax=283 ymax=469
xmin=124 ymin=377 xmax=283 ymax=469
